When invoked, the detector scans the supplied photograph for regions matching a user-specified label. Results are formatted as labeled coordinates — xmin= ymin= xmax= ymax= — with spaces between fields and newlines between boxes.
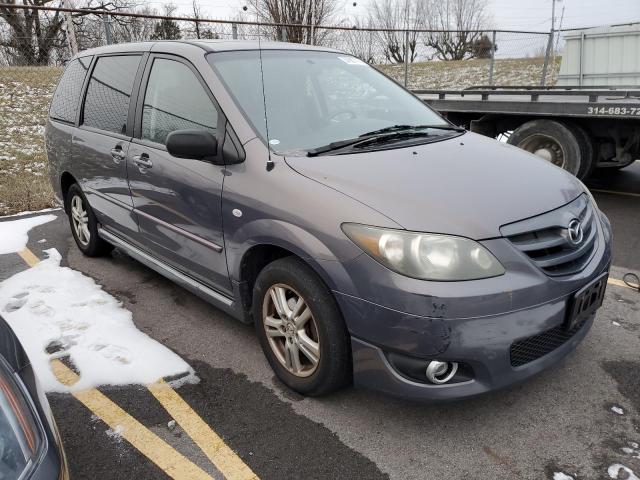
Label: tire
xmin=253 ymin=257 xmax=351 ymax=396
xmin=566 ymin=122 xmax=596 ymax=180
xmin=508 ymin=119 xmax=582 ymax=176
xmin=66 ymin=183 xmax=113 ymax=257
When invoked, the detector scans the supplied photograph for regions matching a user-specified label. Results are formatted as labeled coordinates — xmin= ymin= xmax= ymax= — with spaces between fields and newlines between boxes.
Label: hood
xmin=285 ymin=132 xmax=584 ymax=239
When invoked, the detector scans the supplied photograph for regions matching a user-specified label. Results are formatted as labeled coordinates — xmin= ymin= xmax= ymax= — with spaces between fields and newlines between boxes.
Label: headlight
xmin=0 ymin=360 xmax=43 ymax=480
xmin=342 ymin=224 xmax=505 ymax=281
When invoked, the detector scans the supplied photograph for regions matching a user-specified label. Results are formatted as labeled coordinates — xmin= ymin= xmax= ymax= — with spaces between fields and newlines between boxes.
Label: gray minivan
xmin=46 ymin=40 xmax=612 ymax=401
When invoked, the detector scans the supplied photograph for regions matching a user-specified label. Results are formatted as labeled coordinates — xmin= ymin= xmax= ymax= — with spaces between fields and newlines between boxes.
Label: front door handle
xmin=110 ymin=147 xmax=126 ymax=163
xmin=132 ymin=153 xmax=153 ymax=171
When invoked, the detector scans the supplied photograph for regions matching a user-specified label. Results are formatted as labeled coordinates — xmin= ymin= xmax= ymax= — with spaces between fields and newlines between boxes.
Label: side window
xmin=83 ymin=55 xmax=141 ymax=135
xmin=49 ymin=56 xmax=92 ymax=123
xmin=141 ymin=58 xmax=218 ymax=146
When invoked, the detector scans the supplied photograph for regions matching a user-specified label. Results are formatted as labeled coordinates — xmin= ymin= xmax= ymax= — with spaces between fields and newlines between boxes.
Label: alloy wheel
xmin=70 ymin=194 xmax=90 ymax=246
xmin=262 ymin=284 xmax=320 ymax=378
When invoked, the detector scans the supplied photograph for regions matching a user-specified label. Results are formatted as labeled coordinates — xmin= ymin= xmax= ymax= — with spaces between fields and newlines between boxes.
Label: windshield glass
xmin=208 ymin=50 xmax=448 ymax=155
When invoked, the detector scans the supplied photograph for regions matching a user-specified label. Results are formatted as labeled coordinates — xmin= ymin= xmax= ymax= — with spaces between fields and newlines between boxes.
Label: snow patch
xmin=553 ymin=472 xmax=574 ymax=480
xmin=0 ymin=207 xmax=61 ymax=219
xmin=0 ymin=249 xmax=196 ymax=392
xmin=0 ymin=214 xmax=56 ymax=254
xmin=608 ymin=464 xmax=639 ymax=480
xmin=106 ymin=425 xmax=125 ymax=442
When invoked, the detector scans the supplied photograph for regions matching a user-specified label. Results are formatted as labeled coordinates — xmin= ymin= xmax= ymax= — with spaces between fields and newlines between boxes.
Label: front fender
xmin=225 ymin=218 xmax=357 ymax=291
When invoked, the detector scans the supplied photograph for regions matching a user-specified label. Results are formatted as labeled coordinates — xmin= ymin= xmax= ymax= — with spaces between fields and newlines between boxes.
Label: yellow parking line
xmin=18 ymin=247 xmax=41 ymax=267
xmin=608 ymin=277 xmax=634 ymax=290
xmin=591 ymin=188 xmax=640 ymax=198
xmin=51 ymin=360 xmax=213 ymax=480
xmin=16 ymin=246 xmax=258 ymax=479
xmin=148 ymin=380 xmax=258 ymax=480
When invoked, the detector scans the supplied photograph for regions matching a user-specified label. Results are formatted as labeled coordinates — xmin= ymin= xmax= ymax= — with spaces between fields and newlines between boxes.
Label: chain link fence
xmin=0 ymin=4 xmax=563 ymax=89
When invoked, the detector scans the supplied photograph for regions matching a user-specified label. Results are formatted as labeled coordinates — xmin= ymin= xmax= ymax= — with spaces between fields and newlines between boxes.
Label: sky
xmin=153 ymin=0 xmax=640 ymax=32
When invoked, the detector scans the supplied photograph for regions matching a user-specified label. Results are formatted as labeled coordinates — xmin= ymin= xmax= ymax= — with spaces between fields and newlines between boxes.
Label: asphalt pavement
xmin=0 ymin=163 xmax=638 ymax=480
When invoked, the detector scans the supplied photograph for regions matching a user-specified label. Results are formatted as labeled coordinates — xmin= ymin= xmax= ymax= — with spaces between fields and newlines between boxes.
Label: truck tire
xmin=566 ymin=122 xmax=596 ymax=180
xmin=508 ymin=120 xmax=582 ymax=176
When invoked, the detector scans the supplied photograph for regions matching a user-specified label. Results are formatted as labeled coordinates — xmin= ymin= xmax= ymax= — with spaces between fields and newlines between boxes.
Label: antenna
xmin=256 ymin=16 xmax=275 ymax=171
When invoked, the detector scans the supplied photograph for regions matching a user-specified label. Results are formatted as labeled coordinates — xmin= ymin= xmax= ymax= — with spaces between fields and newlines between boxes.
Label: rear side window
xmin=141 ymin=58 xmax=218 ymax=145
xmin=83 ymin=55 xmax=141 ymax=135
xmin=49 ymin=56 xmax=92 ymax=123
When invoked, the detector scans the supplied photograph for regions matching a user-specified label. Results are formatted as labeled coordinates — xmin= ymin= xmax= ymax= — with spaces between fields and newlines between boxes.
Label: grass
xmin=0 ymin=58 xmax=560 ymax=215
xmin=0 ymin=66 xmax=62 ymax=216
xmin=377 ymin=56 xmax=561 ymax=90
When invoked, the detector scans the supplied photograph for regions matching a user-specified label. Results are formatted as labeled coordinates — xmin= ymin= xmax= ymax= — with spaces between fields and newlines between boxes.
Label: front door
xmin=127 ymin=55 xmax=230 ymax=293
xmin=73 ymin=54 xmax=143 ymax=240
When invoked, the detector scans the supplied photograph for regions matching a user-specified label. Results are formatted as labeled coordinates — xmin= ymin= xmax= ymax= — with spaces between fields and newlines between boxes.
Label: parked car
xmin=46 ymin=40 xmax=612 ymax=401
xmin=0 ymin=315 xmax=68 ymax=479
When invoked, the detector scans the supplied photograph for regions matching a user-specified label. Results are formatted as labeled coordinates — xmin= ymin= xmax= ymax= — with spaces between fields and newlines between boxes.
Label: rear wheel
xmin=66 ymin=183 xmax=113 ymax=257
xmin=253 ymin=257 xmax=351 ymax=396
xmin=508 ymin=120 xmax=582 ymax=176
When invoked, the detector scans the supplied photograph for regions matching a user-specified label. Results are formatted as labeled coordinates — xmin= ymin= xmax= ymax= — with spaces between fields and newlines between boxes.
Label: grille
xmin=510 ymin=320 xmax=586 ymax=367
xmin=501 ymin=195 xmax=598 ymax=277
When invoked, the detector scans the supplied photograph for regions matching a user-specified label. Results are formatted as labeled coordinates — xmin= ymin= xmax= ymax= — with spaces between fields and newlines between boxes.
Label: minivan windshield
xmin=208 ymin=50 xmax=450 ymax=155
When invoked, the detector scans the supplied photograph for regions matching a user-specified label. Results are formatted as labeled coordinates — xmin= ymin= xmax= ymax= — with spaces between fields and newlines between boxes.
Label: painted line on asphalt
xmin=51 ymin=360 xmax=213 ymax=480
xmin=149 ymin=380 xmax=258 ymax=480
xmin=17 ymin=246 xmax=259 ymax=480
xmin=608 ymin=277 xmax=636 ymax=290
xmin=18 ymin=247 xmax=40 ymax=267
xmin=591 ymin=188 xmax=640 ymax=198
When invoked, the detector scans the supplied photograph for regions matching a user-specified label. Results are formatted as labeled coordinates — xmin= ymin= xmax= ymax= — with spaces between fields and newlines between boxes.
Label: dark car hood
xmin=285 ymin=132 xmax=584 ymax=239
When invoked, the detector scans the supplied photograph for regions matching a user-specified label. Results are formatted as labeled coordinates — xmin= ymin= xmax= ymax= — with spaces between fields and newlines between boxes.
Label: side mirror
xmin=166 ymin=129 xmax=219 ymax=163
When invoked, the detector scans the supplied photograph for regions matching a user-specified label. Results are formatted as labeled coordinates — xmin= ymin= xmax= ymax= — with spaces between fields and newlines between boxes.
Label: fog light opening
xmin=425 ymin=360 xmax=459 ymax=384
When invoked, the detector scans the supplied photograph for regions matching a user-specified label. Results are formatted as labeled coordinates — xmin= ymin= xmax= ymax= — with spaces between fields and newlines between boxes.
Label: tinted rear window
xmin=49 ymin=56 xmax=92 ymax=123
xmin=83 ymin=55 xmax=141 ymax=135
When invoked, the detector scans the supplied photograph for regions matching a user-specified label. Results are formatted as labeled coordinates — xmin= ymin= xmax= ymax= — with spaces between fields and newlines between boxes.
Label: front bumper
xmin=342 ymin=293 xmax=597 ymax=401
xmin=332 ymin=210 xmax=612 ymax=401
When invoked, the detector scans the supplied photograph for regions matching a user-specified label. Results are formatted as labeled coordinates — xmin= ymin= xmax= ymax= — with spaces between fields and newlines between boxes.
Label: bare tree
xmin=0 ymin=0 xmax=65 ymax=65
xmin=247 ymin=0 xmax=338 ymax=44
xmin=369 ymin=0 xmax=425 ymax=64
xmin=423 ymin=0 xmax=491 ymax=61
xmin=341 ymin=18 xmax=378 ymax=64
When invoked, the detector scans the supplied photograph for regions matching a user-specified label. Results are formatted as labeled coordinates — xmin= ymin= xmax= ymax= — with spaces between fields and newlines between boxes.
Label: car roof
xmin=76 ymin=39 xmax=341 ymax=58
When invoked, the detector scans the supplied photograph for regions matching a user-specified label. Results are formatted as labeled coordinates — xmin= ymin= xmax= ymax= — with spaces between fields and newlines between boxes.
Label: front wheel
xmin=253 ymin=257 xmax=351 ymax=396
xmin=66 ymin=183 xmax=113 ymax=257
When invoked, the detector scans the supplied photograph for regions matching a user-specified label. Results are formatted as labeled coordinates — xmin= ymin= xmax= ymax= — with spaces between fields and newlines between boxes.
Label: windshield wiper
xmin=359 ymin=124 xmax=465 ymax=137
xmin=307 ymin=124 xmax=465 ymax=157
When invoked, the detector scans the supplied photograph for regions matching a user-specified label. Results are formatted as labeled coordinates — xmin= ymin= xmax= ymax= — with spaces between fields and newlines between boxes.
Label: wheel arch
xmin=60 ymin=171 xmax=78 ymax=212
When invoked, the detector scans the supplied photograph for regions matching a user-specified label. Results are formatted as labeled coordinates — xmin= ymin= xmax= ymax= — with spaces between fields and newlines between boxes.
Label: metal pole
xmin=540 ymin=0 xmax=556 ymax=86
xmin=403 ymin=0 xmax=410 ymax=87
xmin=310 ymin=0 xmax=315 ymax=45
xmin=232 ymin=23 xmax=238 ymax=39
xmin=101 ymin=2 xmax=113 ymax=45
xmin=578 ymin=32 xmax=585 ymax=86
xmin=489 ymin=30 xmax=496 ymax=85
xmin=404 ymin=29 xmax=409 ymax=87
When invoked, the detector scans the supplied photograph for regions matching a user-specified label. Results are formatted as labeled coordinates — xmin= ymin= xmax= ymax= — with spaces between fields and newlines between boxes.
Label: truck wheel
xmin=566 ymin=122 xmax=596 ymax=179
xmin=508 ymin=120 xmax=582 ymax=176
xmin=253 ymin=257 xmax=351 ymax=396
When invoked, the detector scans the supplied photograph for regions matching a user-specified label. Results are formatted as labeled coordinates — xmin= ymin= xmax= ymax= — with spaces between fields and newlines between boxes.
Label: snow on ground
xmin=553 ymin=472 xmax=575 ymax=480
xmin=0 ymin=213 xmax=56 ymax=254
xmin=1 ymin=207 xmax=61 ymax=219
xmin=608 ymin=464 xmax=639 ymax=480
xmin=0 ymin=248 xmax=196 ymax=392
